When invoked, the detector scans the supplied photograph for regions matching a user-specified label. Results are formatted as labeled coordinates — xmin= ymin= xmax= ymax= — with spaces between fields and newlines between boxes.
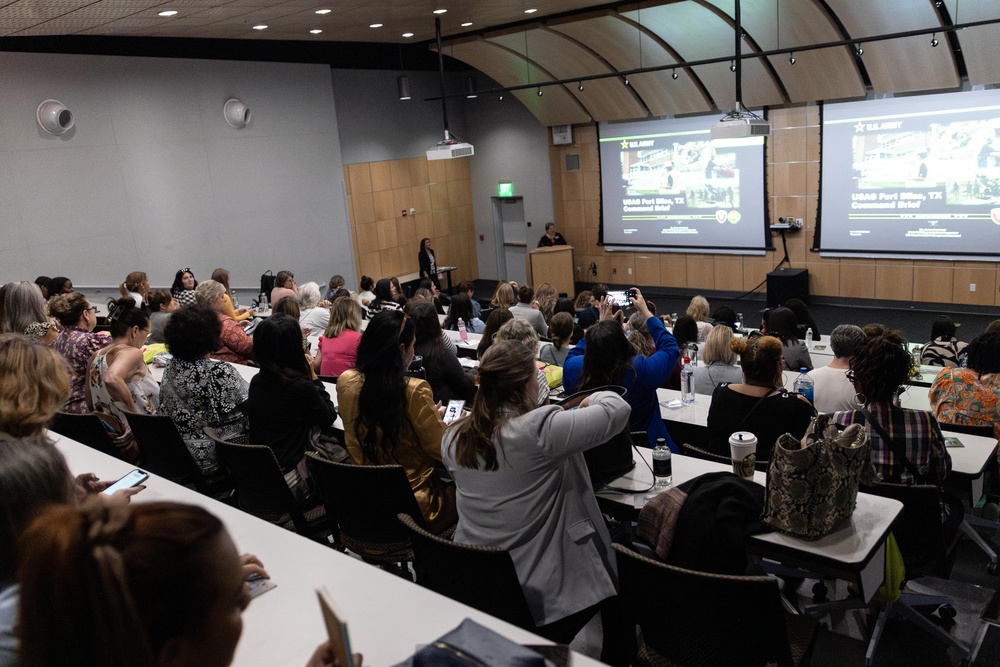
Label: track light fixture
xmin=578 ymin=81 xmax=584 ymax=91
xmin=730 ymin=60 xmax=736 ymax=72
xmin=498 ymin=93 xmax=504 ymax=101
xmin=931 ymin=33 xmax=939 ymax=47
xmin=622 ymin=76 xmax=629 ymax=86
xmin=672 ymin=69 xmax=678 ymax=80
xmin=397 ymin=75 xmax=411 ymax=100
xmin=788 ymin=52 xmax=795 ymax=65
xmin=855 ymin=44 xmax=864 ymax=56
xmin=537 ymin=87 xmax=542 ymax=96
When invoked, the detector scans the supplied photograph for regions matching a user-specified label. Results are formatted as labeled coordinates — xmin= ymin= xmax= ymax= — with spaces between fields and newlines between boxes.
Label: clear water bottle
xmin=804 ymin=327 xmax=813 ymax=349
xmin=737 ymin=312 xmax=744 ymax=331
xmin=793 ymin=367 xmax=814 ymax=403
xmin=259 ymin=292 xmax=268 ymax=311
xmin=652 ymin=438 xmax=672 ymax=487
xmin=680 ymin=356 xmax=695 ymax=405
xmin=457 ymin=318 xmax=468 ymax=342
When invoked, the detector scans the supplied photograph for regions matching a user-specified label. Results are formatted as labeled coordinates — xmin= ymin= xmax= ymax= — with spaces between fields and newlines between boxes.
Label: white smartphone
xmin=102 ymin=469 xmax=149 ymax=495
xmin=443 ymin=400 xmax=465 ymax=424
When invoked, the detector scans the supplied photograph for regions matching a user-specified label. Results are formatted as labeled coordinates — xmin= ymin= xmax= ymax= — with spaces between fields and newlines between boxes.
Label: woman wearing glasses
xmin=336 ymin=309 xmax=456 ymax=534
xmin=86 ymin=297 xmax=159 ymax=427
xmin=49 ymin=292 xmax=111 ymax=413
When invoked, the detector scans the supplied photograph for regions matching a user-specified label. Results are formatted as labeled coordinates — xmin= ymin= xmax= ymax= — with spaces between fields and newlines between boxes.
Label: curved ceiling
xmin=438 ymin=0 xmax=1000 ymax=127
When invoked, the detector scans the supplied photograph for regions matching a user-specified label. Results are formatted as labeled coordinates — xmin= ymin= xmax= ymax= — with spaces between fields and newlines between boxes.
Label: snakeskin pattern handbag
xmin=761 ymin=413 xmax=877 ymax=540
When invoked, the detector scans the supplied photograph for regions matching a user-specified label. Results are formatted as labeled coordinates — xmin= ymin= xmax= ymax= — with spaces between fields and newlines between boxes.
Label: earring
xmin=853 ymin=392 xmax=867 ymax=407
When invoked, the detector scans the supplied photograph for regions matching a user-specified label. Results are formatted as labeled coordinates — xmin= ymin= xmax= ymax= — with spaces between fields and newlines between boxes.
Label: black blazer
xmin=418 ymin=249 xmax=435 ymax=278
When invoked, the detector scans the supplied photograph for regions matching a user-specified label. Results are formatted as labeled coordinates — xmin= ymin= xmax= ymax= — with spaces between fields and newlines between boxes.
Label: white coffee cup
xmin=729 ymin=431 xmax=758 ymax=479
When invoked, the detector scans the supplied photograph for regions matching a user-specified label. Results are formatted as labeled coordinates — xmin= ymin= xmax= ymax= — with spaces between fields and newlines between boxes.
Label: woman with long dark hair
xmin=336 ymin=310 xmax=455 ymax=534
xmin=442 ymin=293 xmax=484 ymax=333
xmin=476 ymin=307 xmax=513 ymax=360
xmin=171 ymin=268 xmax=198 ymax=307
xmin=412 ymin=302 xmax=475 ymax=404
xmin=762 ymin=306 xmax=813 ymax=371
xmin=418 ymin=237 xmax=439 ymax=289
xmin=442 ymin=340 xmax=630 ymax=659
xmin=931 ymin=331 xmax=1000 ymax=439
xmin=563 ymin=289 xmax=679 ymax=449
xmin=370 ymin=278 xmax=402 ymax=312
xmin=247 ymin=315 xmax=341 ymax=493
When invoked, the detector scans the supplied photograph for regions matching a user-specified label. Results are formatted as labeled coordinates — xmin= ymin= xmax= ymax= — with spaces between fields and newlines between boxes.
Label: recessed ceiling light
xmin=402 ymin=32 xmax=414 ymax=37
xmin=310 ymin=29 xmax=322 ymax=34
xmin=461 ymin=22 xmax=472 ymax=27
xmin=524 ymin=8 xmax=537 ymax=13
xmin=252 ymin=24 xmax=267 ymax=30
xmin=157 ymin=10 xmax=177 ymax=17
xmin=433 ymin=8 xmax=447 ymax=14
xmin=315 ymin=8 xmax=331 ymax=14
xmin=369 ymin=23 xmax=382 ymax=28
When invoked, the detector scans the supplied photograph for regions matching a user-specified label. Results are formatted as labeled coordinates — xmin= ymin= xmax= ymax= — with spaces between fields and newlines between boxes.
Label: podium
xmin=527 ymin=246 xmax=575 ymax=296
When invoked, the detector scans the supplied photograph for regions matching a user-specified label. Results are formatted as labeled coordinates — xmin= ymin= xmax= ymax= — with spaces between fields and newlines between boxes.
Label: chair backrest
xmin=204 ymin=427 xmax=308 ymax=532
xmin=50 ymin=412 xmax=117 ymax=457
xmin=126 ymin=413 xmax=201 ymax=484
xmin=318 ymin=375 xmax=339 ymax=384
xmin=397 ymin=513 xmax=535 ymax=631
xmin=860 ymin=482 xmax=950 ymax=576
xmin=305 ymin=452 xmax=424 ymax=546
xmin=613 ymin=543 xmax=795 ymax=667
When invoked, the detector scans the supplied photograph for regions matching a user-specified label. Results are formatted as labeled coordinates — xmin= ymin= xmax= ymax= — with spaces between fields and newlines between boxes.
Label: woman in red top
xmin=195 ymin=280 xmax=254 ymax=365
xmin=314 ymin=297 xmax=363 ymax=378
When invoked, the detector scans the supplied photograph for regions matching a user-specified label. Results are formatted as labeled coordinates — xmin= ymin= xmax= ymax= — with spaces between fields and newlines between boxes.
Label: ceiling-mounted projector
xmin=710 ymin=106 xmax=770 ymax=140
xmin=427 ymin=131 xmax=474 ymax=161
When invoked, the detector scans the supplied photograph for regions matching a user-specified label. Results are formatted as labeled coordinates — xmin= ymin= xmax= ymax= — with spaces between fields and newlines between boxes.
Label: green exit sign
xmin=497 ymin=181 xmax=514 ymax=197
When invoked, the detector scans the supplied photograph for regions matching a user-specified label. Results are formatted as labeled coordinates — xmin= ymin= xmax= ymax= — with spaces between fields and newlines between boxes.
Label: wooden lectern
xmin=526 ymin=246 xmax=575 ymax=297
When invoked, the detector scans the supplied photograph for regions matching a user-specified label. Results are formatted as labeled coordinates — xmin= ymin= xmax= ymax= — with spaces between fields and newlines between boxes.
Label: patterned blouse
xmin=158 ymin=357 xmax=249 ymax=474
xmin=929 ymin=367 xmax=1000 ymax=440
xmin=173 ymin=288 xmax=197 ymax=307
xmin=52 ymin=328 xmax=112 ymax=413
xmin=919 ymin=337 xmax=968 ymax=368
xmin=832 ymin=402 xmax=951 ymax=485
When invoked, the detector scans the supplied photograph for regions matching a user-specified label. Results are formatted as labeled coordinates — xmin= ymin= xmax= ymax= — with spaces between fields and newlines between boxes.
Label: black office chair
xmin=305 ymin=453 xmax=432 ymax=569
xmin=857 ymin=481 xmax=970 ymax=663
xmin=204 ymin=427 xmax=330 ymax=541
xmin=613 ymin=543 xmax=818 ymax=667
xmin=397 ymin=513 xmax=536 ymax=631
xmin=126 ymin=413 xmax=234 ymax=501
xmin=50 ymin=412 xmax=118 ymax=458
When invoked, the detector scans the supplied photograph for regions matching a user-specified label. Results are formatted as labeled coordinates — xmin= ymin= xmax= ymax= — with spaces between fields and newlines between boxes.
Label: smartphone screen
xmin=443 ymin=400 xmax=465 ymax=424
xmin=606 ymin=290 xmax=629 ymax=306
xmin=102 ymin=469 xmax=149 ymax=495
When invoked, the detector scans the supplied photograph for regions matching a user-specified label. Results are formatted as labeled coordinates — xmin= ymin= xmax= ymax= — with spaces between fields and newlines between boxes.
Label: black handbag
xmin=259 ymin=270 xmax=276 ymax=297
xmin=556 ymin=385 xmax=635 ymax=485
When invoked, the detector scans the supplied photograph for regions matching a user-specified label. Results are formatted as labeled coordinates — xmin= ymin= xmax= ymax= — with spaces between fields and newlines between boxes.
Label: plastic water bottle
xmin=457 ymin=318 xmax=468 ymax=342
xmin=737 ymin=312 xmax=744 ymax=331
xmin=652 ymin=438 xmax=672 ymax=487
xmin=804 ymin=327 xmax=813 ymax=349
xmin=680 ymin=357 xmax=695 ymax=405
xmin=258 ymin=293 xmax=268 ymax=311
xmin=793 ymin=367 xmax=814 ymax=403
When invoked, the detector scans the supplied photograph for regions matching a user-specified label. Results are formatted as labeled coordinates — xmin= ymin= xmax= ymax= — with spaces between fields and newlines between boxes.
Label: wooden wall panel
xmin=952 ymin=264 xmax=997 ymax=306
xmin=874 ymin=262 xmax=914 ymax=301
xmin=344 ymin=156 xmax=478 ymax=286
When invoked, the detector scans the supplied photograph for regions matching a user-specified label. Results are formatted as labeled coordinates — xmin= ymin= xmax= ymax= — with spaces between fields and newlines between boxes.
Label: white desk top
xmin=52 ymin=433 xmax=601 ymax=667
xmin=598 ymin=448 xmax=902 ymax=571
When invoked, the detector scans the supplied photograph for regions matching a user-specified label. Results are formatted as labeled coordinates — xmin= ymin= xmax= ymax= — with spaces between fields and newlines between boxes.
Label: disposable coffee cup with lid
xmin=729 ymin=431 xmax=758 ymax=479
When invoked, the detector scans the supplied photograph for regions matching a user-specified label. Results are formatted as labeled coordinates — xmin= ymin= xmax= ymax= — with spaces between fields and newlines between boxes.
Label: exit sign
xmin=497 ymin=181 xmax=514 ymax=197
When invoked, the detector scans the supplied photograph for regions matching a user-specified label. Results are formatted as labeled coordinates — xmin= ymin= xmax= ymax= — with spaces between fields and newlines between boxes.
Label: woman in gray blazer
xmin=441 ymin=340 xmax=631 ymax=660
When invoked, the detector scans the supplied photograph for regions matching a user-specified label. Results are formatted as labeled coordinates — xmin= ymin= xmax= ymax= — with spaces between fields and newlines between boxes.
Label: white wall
xmin=0 ymin=52 xmax=352 ymax=290
xmin=331 ymin=69 xmax=469 ymax=164
xmin=464 ymin=92 xmax=555 ymax=280
xmin=331 ymin=68 xmax=555 ymax=281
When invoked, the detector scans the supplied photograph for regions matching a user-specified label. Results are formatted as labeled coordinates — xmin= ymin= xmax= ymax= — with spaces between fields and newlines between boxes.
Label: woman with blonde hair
xmin=211 ymin=268 xmax=252 ymax=322
xmin=692 ymin=324 xmax=743 ymax=395
xmin=534 ymin=282 xmax=557 ymax=323
xmin=315 ymin=297 xmax=363 ymax=377
xmin=706 ymin=334 xmax=813 ymax=461
xmin=489 ymin=281 xmax=516 ymax=309
xmin=49 ymin=292 xmax=111 ymax=413
xmin=119 ymin=271 xmax=149 ymax=308
xmin=0 ymin=333 xmax=70 ymax=437
xmin=687 ymin=295 xmax=712 ymax=343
